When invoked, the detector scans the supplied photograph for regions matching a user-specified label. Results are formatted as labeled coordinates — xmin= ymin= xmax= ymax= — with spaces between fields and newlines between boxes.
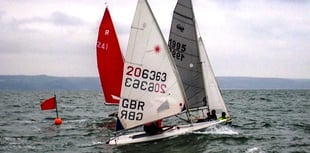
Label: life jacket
xmin=218 ymin=117 xmax=226 ymax=121
xmin=144 ymin=120 xmax=163 ymax=135
xmin=145 ymin=120 xmax=162 ymax=127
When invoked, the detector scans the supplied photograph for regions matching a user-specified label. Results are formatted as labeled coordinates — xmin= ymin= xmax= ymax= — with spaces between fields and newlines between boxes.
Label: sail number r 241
xmin=168 ymin=39 xmax=186 ymax=61
xmin=97 ymin=41 xmax=108 ymax=51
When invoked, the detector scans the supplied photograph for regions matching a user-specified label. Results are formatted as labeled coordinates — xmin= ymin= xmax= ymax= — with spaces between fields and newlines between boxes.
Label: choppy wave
xmin=0 ymin=90 xmax=309 ymax=153
xmin=193 ymin=125 xmax=239 ymax=135
xmin=245 ymin=147 xmax=265 ymax=153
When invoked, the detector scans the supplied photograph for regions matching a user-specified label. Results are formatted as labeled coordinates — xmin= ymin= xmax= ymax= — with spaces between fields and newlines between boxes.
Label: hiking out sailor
xmin=210 ymin=109 xmax=217 ymax=120
xmin=218 ymin=111 xmax=232 ymax=125
xmin=197 ymin=112 xmax=212 ymax=123
xmin=143 ymin=119 xmax=163 ymax=135
xmin=218 ymin=112 xmax=227 ymax=120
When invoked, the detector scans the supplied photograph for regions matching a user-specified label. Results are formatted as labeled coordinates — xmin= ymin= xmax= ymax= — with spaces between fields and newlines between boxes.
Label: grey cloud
xmin=50 ymin=11 xmax=85 ymax=26
xmin=0 ymin=10 xmax=89 ymax=55
xmin=0 ymin=0 xmax=309 ymax=78
xmin=2 ymin=11 xmax=85 ymax=29
xmin=0 ymin=10 xmax=5 ymax=17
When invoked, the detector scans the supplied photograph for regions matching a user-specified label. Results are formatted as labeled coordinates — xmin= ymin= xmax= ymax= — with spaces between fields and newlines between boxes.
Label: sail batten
xmin=174 ymin=12 xmax=193 ymax=20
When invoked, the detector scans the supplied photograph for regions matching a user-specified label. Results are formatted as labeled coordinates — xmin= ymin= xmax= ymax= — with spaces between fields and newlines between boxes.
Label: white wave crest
xmin=193 ymin=125 xmax=239 ymax=135
xmin=245 ymin=147 xmax=266 ymax=153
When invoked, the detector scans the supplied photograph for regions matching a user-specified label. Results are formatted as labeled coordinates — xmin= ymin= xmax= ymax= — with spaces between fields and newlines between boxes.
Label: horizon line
xmin=0 ymin=74 xmax=309 ymax=80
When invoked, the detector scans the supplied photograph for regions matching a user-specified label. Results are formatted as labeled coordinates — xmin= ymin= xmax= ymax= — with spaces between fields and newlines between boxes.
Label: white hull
xmin=107 ymin=120 xmax=226 ymax=145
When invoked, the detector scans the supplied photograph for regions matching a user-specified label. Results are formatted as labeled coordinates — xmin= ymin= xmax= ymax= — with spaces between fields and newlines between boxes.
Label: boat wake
xmin=193 ymin=125 xmax=239 ymax=135
xmin=245 ymin=147 xmax=266 ymax=153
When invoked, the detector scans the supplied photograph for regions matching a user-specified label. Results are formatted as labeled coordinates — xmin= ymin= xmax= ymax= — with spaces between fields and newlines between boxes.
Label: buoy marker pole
xmin=54 ymin=94 xmax=62 ymax=125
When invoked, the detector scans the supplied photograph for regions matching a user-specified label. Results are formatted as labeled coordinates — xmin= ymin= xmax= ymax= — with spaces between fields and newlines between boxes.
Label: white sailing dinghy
xmin=106 ymin=0 xmax=230 ymax=145
xmin=168 ymin=0 xmax=229 ymax=119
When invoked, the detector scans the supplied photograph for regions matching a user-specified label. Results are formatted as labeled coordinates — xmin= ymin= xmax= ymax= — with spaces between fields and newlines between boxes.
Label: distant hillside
xmin=217 ymin=77 xmax=310 ymax=89
xmin=0 ymin=75 xmax=101 ymax=91
xmin=0 ymin=75 xmax=309 ymax=90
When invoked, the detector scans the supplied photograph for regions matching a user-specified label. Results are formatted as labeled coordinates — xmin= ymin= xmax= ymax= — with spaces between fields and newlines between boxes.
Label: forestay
xmin=118 ymin=0 xmax=186 ymax=129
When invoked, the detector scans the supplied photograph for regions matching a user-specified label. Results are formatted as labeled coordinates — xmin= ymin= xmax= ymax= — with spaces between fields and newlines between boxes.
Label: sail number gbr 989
xmin=124 ymin=65 xmax=167 ymax=93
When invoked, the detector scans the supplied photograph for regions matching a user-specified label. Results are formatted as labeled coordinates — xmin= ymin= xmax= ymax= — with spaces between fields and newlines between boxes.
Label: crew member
xmin=143 ymin=119 xmax=163 ymax=135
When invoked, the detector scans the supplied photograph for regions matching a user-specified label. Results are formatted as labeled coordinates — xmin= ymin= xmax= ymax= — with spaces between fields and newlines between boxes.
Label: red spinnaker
xmin=97 ymin=7 xmax=124 ymax=105
xmin=40 ymin=96 xmax=56 ymax=110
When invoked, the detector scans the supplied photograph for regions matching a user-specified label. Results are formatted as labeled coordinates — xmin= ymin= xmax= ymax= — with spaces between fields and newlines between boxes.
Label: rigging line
xmin=175 ymin=114 xmax=190 ymax=123
xmin=182 ymin=90 xmax=192 ymax=124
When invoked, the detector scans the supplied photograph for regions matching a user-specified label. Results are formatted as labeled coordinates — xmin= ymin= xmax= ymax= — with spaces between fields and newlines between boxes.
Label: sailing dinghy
xmin=106 ymin=0 xmax=231 ymax=145
xmin=97 ymin=7 xmax=124 ymax=105
xmin=168 ymin=0 xmax=229 ymax=119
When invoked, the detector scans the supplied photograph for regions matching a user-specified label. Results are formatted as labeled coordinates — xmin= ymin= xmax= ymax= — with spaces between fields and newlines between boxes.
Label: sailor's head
xmin=207 ymin=112 xmax=211 ymax=116
xmin=222 ymin=112 xmax=226 ymax=117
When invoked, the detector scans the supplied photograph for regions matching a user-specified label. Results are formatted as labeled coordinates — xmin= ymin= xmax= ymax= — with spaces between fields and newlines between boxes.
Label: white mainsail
xmin=118 ymin=0 xmax=186 ymax=129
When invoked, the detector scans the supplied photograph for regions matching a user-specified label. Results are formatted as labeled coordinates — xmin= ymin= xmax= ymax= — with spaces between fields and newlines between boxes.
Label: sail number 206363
xmin=124 ymin=65 xmax=167 ymax=93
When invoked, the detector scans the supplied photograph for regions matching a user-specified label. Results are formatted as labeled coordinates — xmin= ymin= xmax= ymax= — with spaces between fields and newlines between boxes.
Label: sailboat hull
xmin=106 ymin=120 xmax=226 ymax=145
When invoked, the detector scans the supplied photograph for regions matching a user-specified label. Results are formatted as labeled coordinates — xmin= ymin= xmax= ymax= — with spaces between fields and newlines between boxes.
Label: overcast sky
xmin=0 ymin=0 xmax=309 ymax=79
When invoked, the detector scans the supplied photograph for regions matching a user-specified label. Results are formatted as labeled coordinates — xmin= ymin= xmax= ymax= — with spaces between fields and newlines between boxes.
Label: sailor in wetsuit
xmin=143 ymin=120 xmax=163 ymax=135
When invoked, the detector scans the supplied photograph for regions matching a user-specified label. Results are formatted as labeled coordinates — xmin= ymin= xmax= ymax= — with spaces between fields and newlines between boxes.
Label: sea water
xmin=0 ymin=90 xmax=309 ymax=153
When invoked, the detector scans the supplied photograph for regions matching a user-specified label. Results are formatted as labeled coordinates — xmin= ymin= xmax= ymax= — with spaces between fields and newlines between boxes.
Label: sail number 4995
xmin=124 ymin=66 xmax=167 ymax=93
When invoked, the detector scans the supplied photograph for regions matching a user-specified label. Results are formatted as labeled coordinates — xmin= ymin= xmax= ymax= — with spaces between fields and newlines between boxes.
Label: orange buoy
xmin=54 ymin=117 xmax=62 ymax=125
